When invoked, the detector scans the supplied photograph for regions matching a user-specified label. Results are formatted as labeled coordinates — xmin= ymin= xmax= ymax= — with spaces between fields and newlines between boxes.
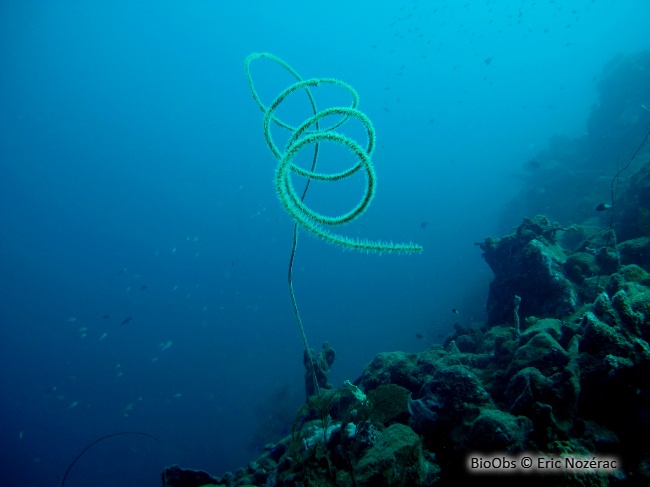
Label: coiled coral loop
xmin=246 ymin=52 xmax=422 ymax=254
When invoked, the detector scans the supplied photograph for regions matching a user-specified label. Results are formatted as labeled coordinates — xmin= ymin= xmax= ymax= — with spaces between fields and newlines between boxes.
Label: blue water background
xmin=1 ymin=1 xmax=649 ymax=485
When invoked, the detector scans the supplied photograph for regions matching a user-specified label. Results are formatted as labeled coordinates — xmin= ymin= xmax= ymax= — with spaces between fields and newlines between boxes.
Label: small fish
xmin=452 ymin=308 xmax=459 ymax=314
xmin=415 ymin=333 xmax=424 ymax=340
xmin=140 ymin=284 xmax=147 ymax=291
xmin=66 ymin=317 xmax=77 ymax=323
xmin=526 ymin=159 xmax=541 ymax=170
xmin=123 ymin=403 xmax=133 ymax=412
xmin=66 ymin=401 xmax=78 ymax=409
xmin=484 ymin=57 xmax=493 ymax=65
xmin=120 ymin=317 xmax=133 ymax=325
xmin=98 ymin=332 xmax=108 ymax=341
xmin=159 ymin=340 xmax=173 ymax=352
xmin=19 ymin=431 xmax=23 ymax=440
xmin=101 ymin=314 xmax=110 ymax=320
xmin=595 ymin=203 xmax=612 ymax=211
xmin=420 ymin=221 xmax=429 ymax=229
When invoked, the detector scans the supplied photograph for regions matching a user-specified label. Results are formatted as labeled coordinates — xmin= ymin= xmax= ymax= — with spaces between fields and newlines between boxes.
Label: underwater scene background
xmin=1 ymin=1 xmax=650 ymax=485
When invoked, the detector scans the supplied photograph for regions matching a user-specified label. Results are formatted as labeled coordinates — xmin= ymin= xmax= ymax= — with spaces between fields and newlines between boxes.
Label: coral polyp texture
xmin=244 ymin=52 xmax=422 ymax=254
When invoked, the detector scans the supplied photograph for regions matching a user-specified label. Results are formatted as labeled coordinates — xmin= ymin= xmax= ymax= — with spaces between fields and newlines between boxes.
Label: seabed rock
xmin=479 ymin=215 xmax=578 ymax=327
xmin=162 ymin=213 xmax=650 ymax=485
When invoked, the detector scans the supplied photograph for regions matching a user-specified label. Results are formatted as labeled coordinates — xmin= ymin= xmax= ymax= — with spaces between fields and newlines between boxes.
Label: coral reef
xmin=163 ymin=210 xmax=650 ymax=484
xmin=479 ymin=215 xmax=577 ymax=326
xmin=162 ymin=51 xmax=650 ymax=486
xmin=499 ymin=50 xmax=650 ymax=231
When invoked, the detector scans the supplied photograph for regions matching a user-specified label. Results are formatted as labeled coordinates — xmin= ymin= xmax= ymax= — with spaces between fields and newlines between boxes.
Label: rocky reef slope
xmin=162 ymin=51 xmax=650 ymax=486
xmin=163 ymin=212 xmax=650 ymax=486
